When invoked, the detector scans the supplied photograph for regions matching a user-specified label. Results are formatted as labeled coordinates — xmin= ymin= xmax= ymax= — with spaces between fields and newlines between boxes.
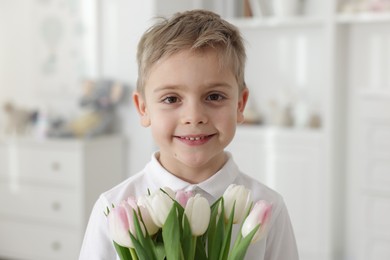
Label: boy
xmin=79 ymin=10 xmax=298 ymax=260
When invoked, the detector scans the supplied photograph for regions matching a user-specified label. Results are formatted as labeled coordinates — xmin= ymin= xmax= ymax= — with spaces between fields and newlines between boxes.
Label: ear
xmin=133 ymin=91 xmax=151 ymax=127
xmin=237 ymin=87 xmax=249 ymax=124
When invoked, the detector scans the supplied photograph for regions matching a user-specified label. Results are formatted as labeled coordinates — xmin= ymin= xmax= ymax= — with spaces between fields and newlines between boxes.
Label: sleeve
xmin=264 ymin=197 xmax=299 ymax=260
xmin=79 ymin=197 xmax=117 ymax=260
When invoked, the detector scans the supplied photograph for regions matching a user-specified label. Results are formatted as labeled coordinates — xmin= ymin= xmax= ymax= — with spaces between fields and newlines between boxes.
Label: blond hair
xmin=136 ymin=9 xmax=246 ymax=94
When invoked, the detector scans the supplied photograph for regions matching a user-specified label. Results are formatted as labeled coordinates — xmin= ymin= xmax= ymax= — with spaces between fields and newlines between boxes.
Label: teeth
xmin=182 ymin=136 xmax=204 ymax=141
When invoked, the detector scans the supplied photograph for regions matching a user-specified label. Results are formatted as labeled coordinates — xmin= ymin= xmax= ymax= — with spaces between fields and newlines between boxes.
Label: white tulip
xmin=184 ymin=194 xmax=211 ymax=236
xmin=143 ymin=187 xmax=175 ymax=227
xmin=137 ymin=195 xmax=160 ymax=235
xmin=223 ymin=184 xmax=252 ymax=223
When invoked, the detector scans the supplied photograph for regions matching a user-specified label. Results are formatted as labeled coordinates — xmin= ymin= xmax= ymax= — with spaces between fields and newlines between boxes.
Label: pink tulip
xmin=107 ymin=197 xmax=142 ymax=248
xmin=241 ymin=200 xmax=272 ymax=243
xmin=175 ymin=190 xmax=193 ymax=208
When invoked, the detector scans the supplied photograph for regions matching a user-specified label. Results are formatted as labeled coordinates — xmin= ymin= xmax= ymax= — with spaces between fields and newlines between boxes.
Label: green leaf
xmin=129 ymin=232 xmax=148 ymax=260
xmin=219 ymin=202 xmax=235 ymax=260
xmin=230 ymin=202 xmax=253 ymax=254
xmin=104 ymin=206 xmax=110 ymax=216
xmin=228 ymin=224 xmax=260 ymax=260
xmin=210 ymin=197 xmax=222 ymax=209
xmin=162 ymin=204 xmax=182 ymax=260
xmin=154 ymin=242 xmax=166 ymax=260
xmin=174 ymin=200 xmax=185 ymax=236
xmin=113 ymin=241 xmax=133 ymax=260
xmin=181 ymin=214 xmax=195 ymax=260
xmin=132 ymin=210 xmax=156 ymax=260
xmin=208 ymin=199 xmax=224 ymax=260
xmin=194 ymin=236 xmax=208 ymax=260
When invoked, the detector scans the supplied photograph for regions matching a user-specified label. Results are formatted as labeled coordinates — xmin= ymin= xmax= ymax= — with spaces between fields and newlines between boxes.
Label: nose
xmin=181 ymin=101 xmax=208 ymax=125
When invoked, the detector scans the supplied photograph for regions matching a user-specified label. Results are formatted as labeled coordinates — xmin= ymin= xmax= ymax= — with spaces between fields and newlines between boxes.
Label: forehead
xmin=158 ymin=47 xmax=226 ymax=67
xmin=145 ymin=48 xmax=237 ymax=91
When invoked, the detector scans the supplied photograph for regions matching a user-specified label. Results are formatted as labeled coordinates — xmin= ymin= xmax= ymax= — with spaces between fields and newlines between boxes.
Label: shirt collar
xmin=144 ymin=152 xmax=239 ymax=202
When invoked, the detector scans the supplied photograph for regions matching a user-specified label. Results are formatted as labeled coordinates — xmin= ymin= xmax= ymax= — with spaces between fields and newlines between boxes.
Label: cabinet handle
xmin=51 ymin=161 xmax=61 ymax=171
xmin=51 ymin=201 xmax=62 ymax=211
xmin=51 ymin=241 xmax=62 ymax=251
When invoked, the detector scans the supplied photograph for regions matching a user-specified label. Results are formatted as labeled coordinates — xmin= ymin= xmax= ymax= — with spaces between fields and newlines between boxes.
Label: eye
xmin=206 ymin=93 xmax=225 ymax=101
xmin=162 ymin=96 xmax=179 ymax=104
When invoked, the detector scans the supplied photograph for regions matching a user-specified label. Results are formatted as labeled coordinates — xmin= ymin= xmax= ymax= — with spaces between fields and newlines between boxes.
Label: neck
xmin=157 ymin=152 xmax=228 ymax=184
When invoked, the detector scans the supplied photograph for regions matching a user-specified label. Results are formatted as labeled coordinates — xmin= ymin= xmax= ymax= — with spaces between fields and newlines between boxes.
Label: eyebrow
xmin=153 ymin=85 xmax=180 ymax=94
xmin=153 ymin=82 xmax=234 ymax=94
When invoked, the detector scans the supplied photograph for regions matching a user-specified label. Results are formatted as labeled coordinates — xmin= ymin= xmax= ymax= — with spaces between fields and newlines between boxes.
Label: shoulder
xmin=236 ymin=173 xmax=283 ymax=204
xmin=98 ymin=170 xmax=149 ymax=209
xmin=237 ymin=173 xmax=299 ymax=258
xmin=235 ymin=172 xmax=287 ymax=221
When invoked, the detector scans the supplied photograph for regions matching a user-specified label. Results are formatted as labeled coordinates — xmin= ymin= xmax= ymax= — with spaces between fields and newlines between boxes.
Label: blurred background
xmin=0 ymin=0 xmax=390 ymax=260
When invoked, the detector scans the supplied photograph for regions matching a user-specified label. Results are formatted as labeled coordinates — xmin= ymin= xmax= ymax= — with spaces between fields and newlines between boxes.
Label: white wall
xmin=0 ymin=1 xmax=36 ymax=111
xmin=99 ymin=0 xmax=157 ymax=175
xmin=0 ymin=0 xmax=156 ymax=176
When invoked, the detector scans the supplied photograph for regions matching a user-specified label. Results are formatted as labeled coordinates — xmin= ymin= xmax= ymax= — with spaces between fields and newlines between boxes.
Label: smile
xmin=175 ymin=134 xmax=214 ymax=145
xmin=181 ymin=136 xmax=206 ymax=141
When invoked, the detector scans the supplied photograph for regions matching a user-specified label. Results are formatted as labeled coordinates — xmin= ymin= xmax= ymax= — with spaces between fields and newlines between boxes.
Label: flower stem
xmin=130 ymin=248 xmax=138 ymax=260
xmin=189 ymin=236 xmax=197 ymax=260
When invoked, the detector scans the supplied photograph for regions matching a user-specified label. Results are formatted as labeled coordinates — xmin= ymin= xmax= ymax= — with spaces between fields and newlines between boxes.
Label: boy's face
xmin=133 ymin=48 xmax=248 ymax=182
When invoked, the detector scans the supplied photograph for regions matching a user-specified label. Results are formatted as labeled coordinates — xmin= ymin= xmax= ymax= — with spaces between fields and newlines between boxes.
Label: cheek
xmin=213 ymin=109 xmax=237 ymax=132
xmin=150 ymin=114 xmax=175 ymax=136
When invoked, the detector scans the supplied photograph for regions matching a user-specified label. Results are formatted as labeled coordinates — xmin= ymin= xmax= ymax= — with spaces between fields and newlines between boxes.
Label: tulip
xmin=223 ymin=184 xmax=252 ymax=223
xmin=184 ymin=194 xmax=211 ymax=236
xmin=175 ymin=190 xmax=193 ymax=208
xmin=241 ymin=200 xmax=272 ymax=243
xmin=143 ymin=187 xmax=175 ymax=227
xmin=137 ymin=195 xmax=160 ymax=235
xmin=107 ymin=197 xmax=141 ymax=248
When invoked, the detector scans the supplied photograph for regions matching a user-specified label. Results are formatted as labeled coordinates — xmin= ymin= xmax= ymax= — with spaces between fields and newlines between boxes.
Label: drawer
xmin=0 ymin=183 xmax=83 ymax=227
xmin=0 ymin=219 xmax=81 ymax=260
xmin=15 ymin=145 xmax=82 ymax=186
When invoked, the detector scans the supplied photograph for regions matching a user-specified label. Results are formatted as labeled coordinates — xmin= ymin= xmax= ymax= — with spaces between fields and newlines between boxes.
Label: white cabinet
xmin=346 ymin=95 xmax=390 ymax=260
xmin=343 ymin=21 xmax=390 ymax=259
xmin=0 ymin=136 xmax=125 ymax=260
xmin=227 ymin=127 xmax=329 ymax=260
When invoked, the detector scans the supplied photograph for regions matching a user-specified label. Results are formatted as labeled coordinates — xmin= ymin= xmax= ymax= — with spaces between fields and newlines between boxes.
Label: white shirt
xmin=79 ymin=152 xmax=299 ymax=260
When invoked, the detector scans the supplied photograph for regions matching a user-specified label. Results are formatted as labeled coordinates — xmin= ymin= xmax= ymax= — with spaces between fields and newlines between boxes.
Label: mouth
xmin=175 ymin=134 xmax=215 ymax=145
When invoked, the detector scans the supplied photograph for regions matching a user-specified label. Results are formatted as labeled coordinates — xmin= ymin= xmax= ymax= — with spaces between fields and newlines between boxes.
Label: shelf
xmin=237 ymin=124 xmax=324 ymax=135
xmin=357 ymin=89 xmax=390 ymax=99
xmin=337 ymin=12 xmax=390 ymax=24
xmin=228 ymin=16 xmax=325 ymax=29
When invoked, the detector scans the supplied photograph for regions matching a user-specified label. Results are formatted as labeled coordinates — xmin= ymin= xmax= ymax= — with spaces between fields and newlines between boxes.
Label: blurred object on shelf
xmin=271 ymin=0 xmax=304 ymax=17
xmin=308 ymin=113 xmax=321 ymax=128
xmin=34 ymin=106 xmax=50 ymax=140
xmin=340 ymin=0 xmax=390 ymax=13
xmin=244 ymin=0 xmax=253 ymax=17
xmin=268 ymin=99 xmax=294 ymax=127
xmin=264 ymin=86 xmax=321 ymax=129
xmin=247 ymin=0 xmax=304 ymax=18
xmin=292 ymin=98 xmax=310 ymax=128
xmin=247 ymin=0 xmax=273 ymax=17
xmin=2 ymin=102 xmax=38 ymax=136
xmin=243 ymin=97 xmax=263 ymax=125
xmin=48 ymin=79 xmax=130 ymax=139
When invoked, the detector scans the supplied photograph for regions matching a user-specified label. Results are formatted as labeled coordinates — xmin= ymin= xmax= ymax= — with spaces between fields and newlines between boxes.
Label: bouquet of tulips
xmin=106 ymin=184 xmax=272 ymax=260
